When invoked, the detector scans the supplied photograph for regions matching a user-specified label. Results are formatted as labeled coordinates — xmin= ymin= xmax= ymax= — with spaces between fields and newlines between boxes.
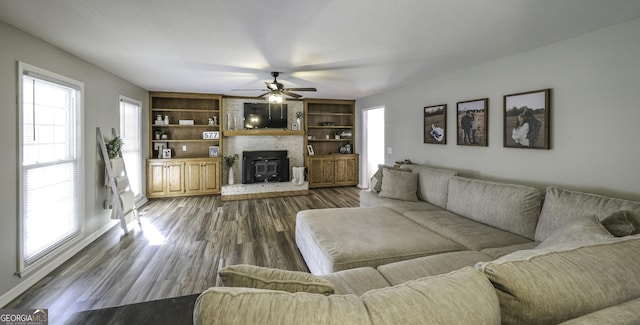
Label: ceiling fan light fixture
xmin=269 ymin=93 xmax=283 ymax=103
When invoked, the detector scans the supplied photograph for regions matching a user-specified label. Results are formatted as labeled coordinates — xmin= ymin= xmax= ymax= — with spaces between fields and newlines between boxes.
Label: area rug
xmin=64 ymin=294 xmax=199 ymax=325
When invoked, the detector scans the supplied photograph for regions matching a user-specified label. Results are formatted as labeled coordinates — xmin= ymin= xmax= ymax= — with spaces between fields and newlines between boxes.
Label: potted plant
xmin=224 ymin=154 xmax=239 ymax=185
xmin=106 ymin=136 xmax=123 ymax=159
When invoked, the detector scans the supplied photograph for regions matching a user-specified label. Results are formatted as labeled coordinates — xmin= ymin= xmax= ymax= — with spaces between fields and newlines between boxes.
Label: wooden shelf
xmin=224 ymin=129 xmax=305 ymax=137
xmin=152 ymin=139 xmax=219 ymax=143
xmin=308 ymin=139 xmax=353 ymax=142
xmin=308 ymin=112 xmax=352 ymax=116
xmin=308 ymin=126 xmax=353 ymax=129
xmin=152 ymin=124 xmax=220 ymax=128
xmin=152 ymin=108 xmax=220 ymax=113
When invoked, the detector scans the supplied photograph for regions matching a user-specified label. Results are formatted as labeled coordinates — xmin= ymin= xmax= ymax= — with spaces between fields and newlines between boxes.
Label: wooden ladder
xmin=97 ymin=127 xmax=140 ymax=234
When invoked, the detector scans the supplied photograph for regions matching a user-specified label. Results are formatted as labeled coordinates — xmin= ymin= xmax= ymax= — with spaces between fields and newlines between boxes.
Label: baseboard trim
xmin=0 ymin=220 xmax=119 ymax=307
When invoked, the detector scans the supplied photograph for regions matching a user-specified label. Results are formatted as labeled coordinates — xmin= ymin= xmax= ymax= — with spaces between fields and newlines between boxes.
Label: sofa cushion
xmin=218 ymin=264 xmax=334 ymax=295
xmin=378 ymin=168 xmax=419 ymax=201
xmin=194 ymin=287 xmax=370 ymax=325
xmin=480 ymin=242 xmax=539 ymax=259
xmin=361 ymin=267 xmax=500 ymax=325
xmin=295 ymin=207 xmax=465 ymax=275
xmin=401 ymin=164 xmax=459 ymax=209
xmin=536 ymin=215 xmax=613 ymax=250
xmin=359 ymin=190 xmax=442 ymax=214
xmin=194 ymin=268 xmax=500 ymax=325
xmin=559 ymin=297 xmax=640 ymax=325
xmin=377 ymin=250 xmax=492 ymax=286
xmin=370 ymin=164 xmax=410 ymax=192
xmin=403 ymin=210 xmax=533 ymax=250
xmin=320 ymin=267 xmax=390 ymax=296
xmin=600 ymin=210 xmax=640 ymax=237
xmin=446 ymin=176 xmax=541 ymax=240
xmin=535 ymin=186 xmax=640 ymax=241
xmin=476 ymin=235 xmax=640 ymax=325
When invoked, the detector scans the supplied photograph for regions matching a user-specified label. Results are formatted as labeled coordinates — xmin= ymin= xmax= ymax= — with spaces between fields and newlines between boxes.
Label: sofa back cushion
xmin=446 ymin=176 xmax=541 ymax=239
xmin=194 ymin=268 xmax=500 ymax=325
xmin=361 ymin=267 xmax=500 ymax=325
xmin=477 ymin=235 xmax=640 ymax=325
xmin=535 ymin=186 xmax=640 ymax=241
xmin=194 ymin=287 xmax=370 ymax=325
xmin=402 ymin=164 xmax=458 ymax=209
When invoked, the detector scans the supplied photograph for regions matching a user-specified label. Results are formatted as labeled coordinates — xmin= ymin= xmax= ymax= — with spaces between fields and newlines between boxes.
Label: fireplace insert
xmin=241 ymin=150 xmax=289 ymax=184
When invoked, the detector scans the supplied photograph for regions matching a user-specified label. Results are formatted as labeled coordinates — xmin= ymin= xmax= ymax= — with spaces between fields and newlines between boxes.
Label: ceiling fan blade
xmin=286 ymin=87 xmax=317 ymax=92
xmin=282 ymin=91 xmax=302 ymax=99
xmin=231 ymin=88 xmax=268 ymax=91
xmin=256 ymin=92 xmax=271 ymax=98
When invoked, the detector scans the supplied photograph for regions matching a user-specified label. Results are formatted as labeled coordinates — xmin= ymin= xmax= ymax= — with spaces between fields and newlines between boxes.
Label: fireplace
xmin=242 ymin=150 xmax=290 ymax=184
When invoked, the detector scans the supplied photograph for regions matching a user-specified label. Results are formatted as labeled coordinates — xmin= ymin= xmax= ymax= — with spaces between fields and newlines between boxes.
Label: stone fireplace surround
xmin=221 ymin=98 xmax=306 ymax=198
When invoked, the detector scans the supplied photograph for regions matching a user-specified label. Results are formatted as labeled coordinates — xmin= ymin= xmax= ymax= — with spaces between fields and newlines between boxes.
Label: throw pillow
xmin=378 ymin=168 xmax=419 ymax=202
xmin=219 ymin=264 xmax=335 ymax=295
xmin=370 ymin=164 xmax=410 ymax=192
xmin=600 ymin=210 xmax=640 ymax=237
xmin=536 ymin=215 xmax=613 ymax=250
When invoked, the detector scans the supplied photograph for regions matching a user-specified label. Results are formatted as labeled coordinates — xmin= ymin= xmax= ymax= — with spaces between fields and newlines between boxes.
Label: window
xmin=119 ymin=96 xmax=142 ymax=199
xmin=18 ymin=62 xmax=83 ymax=275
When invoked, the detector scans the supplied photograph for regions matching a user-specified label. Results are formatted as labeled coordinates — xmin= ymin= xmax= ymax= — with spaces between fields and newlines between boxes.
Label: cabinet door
xmin=201 ymin=159 xmax=221 ymax=194
xmin=308 ymin=156 xmax=335 ymax=188
xmin=334 ymin=155 xmax=359 ymax=186
xmin=165 ymin=162 xmax=185 ymax=195
xmin=184 ymin=160 xmax=203 ymax=194
xmin=147 ymin=161 xmax=166 ymax=197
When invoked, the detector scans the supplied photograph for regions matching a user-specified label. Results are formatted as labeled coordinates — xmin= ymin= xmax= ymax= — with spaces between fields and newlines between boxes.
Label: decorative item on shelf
xmin=161 ymin=130 xmax=168 ymax=140
xmin=212 ymin=116 xmax=218 ymax=125
xmin=208 ymin=118 xmax=214 ymax=125
xmin=209 ymin=146 xmax=219 ymax=157
xmin=203 ymin=131 xmax=219 ymax=139
xmin=295 ymin=111 xmax=303 ymax=128
xmin=154 ymin=130 xmax=161 ymax=140
xmin=155 ymin=115 xmax=164 ymax=125
xmin=224 ymin=154 xmax=239 ymax=185
xmin=164 ymin=115 xmax=169 ymax=125
xmin=155 ymin=143 xmax=167 ymax=158
xmin=106 ymin=136 xmax=122 ymax=159
xmin=291 ymin=122 xmax=299 ymax=131
xmin=320 ymin=121 xmax=335 ymax=126
xmin=178 ymin=119 xmax=194 ymax=125
xmin=339 ymin=143 xmax=352 ymax=154
xmin=162 ymin=148 xmax=172 ymax=159
xmin=307 ymin=145 xmax=314 ymax=156
xmin=334 ymin=132 xmax=340 ymax=139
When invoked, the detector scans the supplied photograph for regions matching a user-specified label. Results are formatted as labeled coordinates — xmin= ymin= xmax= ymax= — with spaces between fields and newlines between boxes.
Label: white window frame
xmin=119 ymin=95 xmax=143 ymax=200
xmin=17 ymin=62 xmax=84 ymax=277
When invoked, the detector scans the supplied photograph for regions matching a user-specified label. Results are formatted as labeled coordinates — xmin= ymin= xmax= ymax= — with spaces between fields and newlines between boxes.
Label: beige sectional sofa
xmin=194 ymin=164 xmax=640 ymax=324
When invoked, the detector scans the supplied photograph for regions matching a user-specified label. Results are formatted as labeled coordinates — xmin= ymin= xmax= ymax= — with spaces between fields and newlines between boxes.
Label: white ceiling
xmin=2 ymin=0 xmax=640 ymax=100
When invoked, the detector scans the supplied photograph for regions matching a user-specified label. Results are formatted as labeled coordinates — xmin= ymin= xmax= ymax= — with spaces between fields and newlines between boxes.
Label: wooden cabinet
xmin=147 ymin=158 xmax=221 ymax=198
xmin=185 ymin=159 xmax=221 ymax=195
xmin=306 ymin=154 xmax=359 ymax=188
xmin=304 ymin=99 xmax=358 ymax=188
xmin=147 ymin=160 xmax=185 ymax=197
xmin=147 ymin=92 xmax=223 ymax=197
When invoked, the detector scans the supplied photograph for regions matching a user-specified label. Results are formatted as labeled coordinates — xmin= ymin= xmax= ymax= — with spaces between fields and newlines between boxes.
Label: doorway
xmin=362 ymin=106 xmax=385 ymax=189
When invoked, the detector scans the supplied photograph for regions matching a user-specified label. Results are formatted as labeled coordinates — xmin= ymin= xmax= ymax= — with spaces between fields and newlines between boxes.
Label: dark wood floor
xmin=6 ymin=187 xmax=360 ymax=324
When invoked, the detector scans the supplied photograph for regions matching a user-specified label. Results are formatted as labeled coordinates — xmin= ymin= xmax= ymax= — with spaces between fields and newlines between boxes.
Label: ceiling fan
xmin=233 ymin=72 xmax=317 ymax=102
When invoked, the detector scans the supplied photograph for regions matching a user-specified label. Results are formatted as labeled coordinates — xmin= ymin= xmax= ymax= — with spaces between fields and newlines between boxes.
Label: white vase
xmin=296 ymin=117 xmax=301 ymax=128
xmin=228 ymin=167 xmax=235 ymax=185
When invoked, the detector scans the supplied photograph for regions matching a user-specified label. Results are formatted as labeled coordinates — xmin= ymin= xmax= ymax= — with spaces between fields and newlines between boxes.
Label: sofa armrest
xmin=218 ymin=264 xmax=334 ymax=295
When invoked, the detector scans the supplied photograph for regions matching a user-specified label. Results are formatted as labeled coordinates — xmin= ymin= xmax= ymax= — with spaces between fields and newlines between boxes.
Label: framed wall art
xmin=503 ymin=89 xmax=551 ymax=149
xmin=456 ymin=98 xmax=488 ymax=146
xmin=424 ymin=104 xmax=447 ymax=144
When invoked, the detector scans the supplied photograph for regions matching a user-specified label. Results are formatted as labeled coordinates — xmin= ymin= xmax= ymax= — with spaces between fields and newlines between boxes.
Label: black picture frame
xmin=424 ymin=104 xmax=447 ymax=144
xmin=456 ymin=98 xmax=488 ymax=146
xmin=503 ymin=89 xmax=551 ymax=149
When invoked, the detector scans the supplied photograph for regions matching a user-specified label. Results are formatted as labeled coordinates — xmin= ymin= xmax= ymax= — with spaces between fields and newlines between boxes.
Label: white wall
xmin=356 ymin=18 xmax=640 ymax=201
xmin=0 ymin=21 xmax=148 ymax=305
